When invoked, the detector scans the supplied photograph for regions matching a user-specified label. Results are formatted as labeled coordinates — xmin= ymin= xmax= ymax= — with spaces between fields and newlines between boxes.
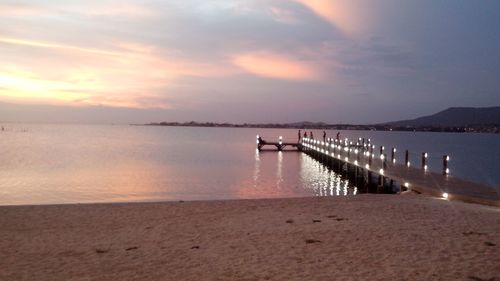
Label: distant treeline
xmin=142 ymin=121 xmax=499 ymax=134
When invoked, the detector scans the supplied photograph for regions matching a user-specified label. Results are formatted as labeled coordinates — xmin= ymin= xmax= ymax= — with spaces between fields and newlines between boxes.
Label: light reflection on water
xmin=299 ymin=154 xmax=357 ymax=197
xmin=276 ymin=151 xmax=283 ymax=189
xmin=0 ymin=124 xmax=497 ymax=205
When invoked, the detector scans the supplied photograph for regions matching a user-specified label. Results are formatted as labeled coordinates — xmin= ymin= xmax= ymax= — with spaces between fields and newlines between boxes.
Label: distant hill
xmin=383 ymin=107 xmax=500 ymax=127
xmin=142 ymin=107 xmax=500 ymax=133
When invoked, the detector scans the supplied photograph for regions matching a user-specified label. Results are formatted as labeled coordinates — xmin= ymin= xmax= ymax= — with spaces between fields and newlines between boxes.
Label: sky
xmin=0 ymin=0 xmax=499 ymax=124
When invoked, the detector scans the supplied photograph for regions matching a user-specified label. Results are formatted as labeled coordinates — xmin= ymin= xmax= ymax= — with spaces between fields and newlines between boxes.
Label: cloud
xmin=0 ymin=37 xmax=121 ymax=57
xmin=0 ymin=1 xmax=156 ymax=18
xmin=294 ymin=0 xmax=374 ymax=37
xmin=0 ymin=36 xmax=236 ymax=109
xmin=76 ymin=2 xmax=156 ymax=18
xmin=268 ymin=6 xmax=301 ymax=24
xmin=0 ymin=3 xmax=45 ymax=16
xmin=327 ymin=37 xmax=417 ymax=77
xmin=232 ymin=52 xmax=320 ymax=80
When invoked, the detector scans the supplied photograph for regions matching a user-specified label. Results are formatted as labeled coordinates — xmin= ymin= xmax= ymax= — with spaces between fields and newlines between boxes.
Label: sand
xmin=0 ymin=194 xmax=498 ymax=281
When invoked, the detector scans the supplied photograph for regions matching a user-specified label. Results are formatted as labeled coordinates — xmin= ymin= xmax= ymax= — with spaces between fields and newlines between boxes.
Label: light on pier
xmin=443 ymin=155 xmax=450 ymax=175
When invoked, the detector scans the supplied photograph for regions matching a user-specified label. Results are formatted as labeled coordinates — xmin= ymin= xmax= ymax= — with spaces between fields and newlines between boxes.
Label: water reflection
xmin=253 ymin=148 xmax=260 ymax=188
xmin=276 ymin=151 xmax=283 ymax=189
xmin=299 ymin=153 xmax=358 ymax=197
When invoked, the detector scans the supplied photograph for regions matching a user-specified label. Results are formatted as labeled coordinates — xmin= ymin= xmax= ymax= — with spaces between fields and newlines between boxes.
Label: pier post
xmin=367 ymin=171 xmax=373 ymax=192
xmin=421 ymin=152 xmax=428 ymax=170
xmin=326 ymin=141 xmax=329 ymax=163
xmin=321 ymin=138 xmax=328 ymax=164
xmin=380 ymin=146 xmax=384 ymax=156
xmin=391 ymin=148 xmax=396 ymax=163
xmin=405 ymin=150 xmax=409 ymax=167
xmin=442 ymin=155 xmax=450 ymax=175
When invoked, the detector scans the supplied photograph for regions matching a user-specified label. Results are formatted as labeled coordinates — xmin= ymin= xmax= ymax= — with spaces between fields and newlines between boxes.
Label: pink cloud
xmin=232 ymin=52 xmax=320 ymax=81
xmin=294 ymin=0 xmax=374 ymax=37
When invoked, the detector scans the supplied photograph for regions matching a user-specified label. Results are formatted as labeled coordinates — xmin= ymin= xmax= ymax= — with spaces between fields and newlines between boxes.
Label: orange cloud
xmin=233 ymin=52 xmax=319 ymax=80
xmin=0 ymin=37 xmax=236 ymax=109
xmin=294 ymin=0 xmax=372 ymax=36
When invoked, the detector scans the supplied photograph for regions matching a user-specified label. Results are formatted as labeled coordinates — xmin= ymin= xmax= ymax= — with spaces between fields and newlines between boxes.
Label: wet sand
xmin=0 ymin=194 xmax=498 ymax=281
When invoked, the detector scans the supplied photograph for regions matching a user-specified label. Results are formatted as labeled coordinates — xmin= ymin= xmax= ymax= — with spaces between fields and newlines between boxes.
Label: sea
xmin=0 ymin=124 xmax=498 ymax=205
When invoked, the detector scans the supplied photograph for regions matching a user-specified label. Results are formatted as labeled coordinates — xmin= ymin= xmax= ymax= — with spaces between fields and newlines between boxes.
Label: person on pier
xmin=323 ymin=131 xmax=326 ymax=142
xmin=298 ymin=130 xmax=301 ymax=142
xmin=304 ymin=131 xmax=308 ymax=138
xmin=310 ymin=131 xmax=314 ymax=139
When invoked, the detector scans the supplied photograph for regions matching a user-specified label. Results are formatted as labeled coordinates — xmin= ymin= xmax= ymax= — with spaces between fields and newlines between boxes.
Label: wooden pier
xmin=256 ymin=136 xmax=499 ymax=207
xmin=256 ymin=135 xmax=300 ymax=151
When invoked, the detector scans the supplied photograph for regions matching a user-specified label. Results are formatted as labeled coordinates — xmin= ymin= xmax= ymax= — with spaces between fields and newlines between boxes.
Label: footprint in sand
xmin=462 ymin=231 xmax=486 ymax=236
xmin=305 ymin=239 xmax=321 ymax=244
xmin=95 ymin=248 xmax=109 ymax=254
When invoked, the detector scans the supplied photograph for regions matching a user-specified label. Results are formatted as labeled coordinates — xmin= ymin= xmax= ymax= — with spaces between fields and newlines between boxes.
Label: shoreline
xmin=1 ymin=194 xmax=498 ymax=281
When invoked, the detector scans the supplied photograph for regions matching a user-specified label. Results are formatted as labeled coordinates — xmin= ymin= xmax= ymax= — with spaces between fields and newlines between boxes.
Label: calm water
xmin=0 ymin=124 xmax=498 ymax=205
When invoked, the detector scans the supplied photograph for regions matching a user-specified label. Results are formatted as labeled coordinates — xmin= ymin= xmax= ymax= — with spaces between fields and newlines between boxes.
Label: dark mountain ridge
xmin=382 ymin=107 xmax=500 ymax=127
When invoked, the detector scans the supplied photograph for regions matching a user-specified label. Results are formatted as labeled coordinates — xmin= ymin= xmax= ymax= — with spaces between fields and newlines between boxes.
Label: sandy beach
xmin=0 ymin=193 xmax=498 ymax=281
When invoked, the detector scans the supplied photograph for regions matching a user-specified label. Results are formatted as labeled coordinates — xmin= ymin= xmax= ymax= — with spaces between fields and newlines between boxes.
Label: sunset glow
xmin=0 ymin=36 xmax=234 ymax=108
xmin=0 ymin=0 xmax=498 ymax=123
